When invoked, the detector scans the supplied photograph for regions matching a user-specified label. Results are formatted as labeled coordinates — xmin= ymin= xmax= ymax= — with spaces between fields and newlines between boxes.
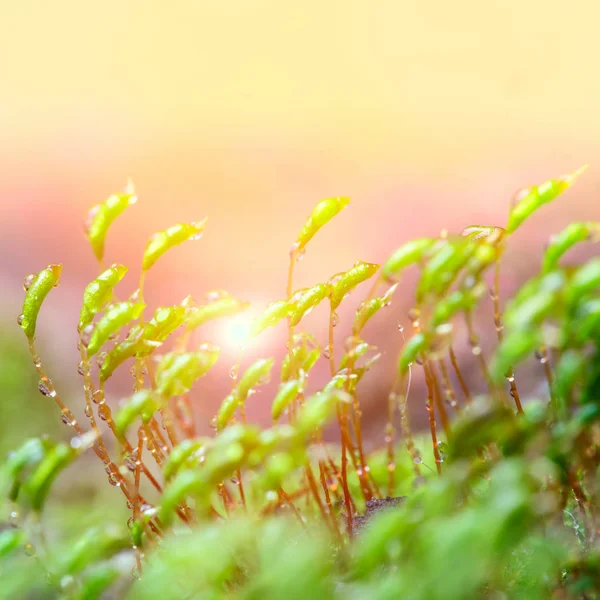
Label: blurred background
xmin=0 ymin=1 xmax=599 ymax=462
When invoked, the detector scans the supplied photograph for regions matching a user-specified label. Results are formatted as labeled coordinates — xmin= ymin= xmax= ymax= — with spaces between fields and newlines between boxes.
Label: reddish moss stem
xmin=423 ymin=364 xmax=443 ymax=475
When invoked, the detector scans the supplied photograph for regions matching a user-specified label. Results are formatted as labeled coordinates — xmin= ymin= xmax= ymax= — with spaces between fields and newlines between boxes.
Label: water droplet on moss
xmin=22 ymin=274 xmax=36 ymax=291
xmin=407 ymin=308 xmax=420 ymax=323
xmin=81 ymin=325 xmax=94 ymax=347
xmin=98 ymin=404 xmax=111 ymax=421
xmin=38 ymin=379 xmax=53 ymax=397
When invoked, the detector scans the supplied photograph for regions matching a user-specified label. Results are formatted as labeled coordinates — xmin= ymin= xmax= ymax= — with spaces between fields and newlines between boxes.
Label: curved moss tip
xmin=48 ymin=264 xmax=63 ymax=283
xmin=562 ymin=164 xmax=589 ymax=186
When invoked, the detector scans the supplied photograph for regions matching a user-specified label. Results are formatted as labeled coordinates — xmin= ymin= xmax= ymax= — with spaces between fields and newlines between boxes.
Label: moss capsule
xmin=19 ymin=264 xmax=62 ymax=340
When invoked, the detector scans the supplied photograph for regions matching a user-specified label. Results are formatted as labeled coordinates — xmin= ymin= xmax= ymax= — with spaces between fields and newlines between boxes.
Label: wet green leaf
xmin=236 ymin=358 xmax=275 ymax=403
xmin=160 ymin=425 xmax=260 ymax=523
xmin=86 ymin=188 xmax=137 ymax=261
xmin=164 ymin=438 xmax=211 ymax=480
xmin=272 ymin=378 xmax=303 ymax=421
xmin=79 ymin=264 xmax=128 ymax=330
xmin=281 ymin=333 xmax=321 ymax=381
xmin=296 ymin=390 xmax=351 ymax=436
xmin=59 ymin=525 xmax=128 ymax=575
xmin=461 ymin=225 xmax=505 ymax=244
xmin=23 ymin=443 xmax=76 ymax=511
xmin=156 ymin=346 xmax=220 ymax=398
xmin=289 ymin=284 xmax=330 ymax=326
xmin=506 ymin=167 xmax=586 ymax=234
xmin=86 ymin=301 xmax=145 ymax=356
xmin=99 ymin=326 xmax=160 ymax=382
xmin=76 ymin=563 xmax=123 ymax=600
xmin=567 ymin=258 xmax=600 ymax=305
xmin=144 ymin=300 xmax=191 ymax=342
xmin=186 ymin=295 xmax=250 ymax=332
xmin=542 ymin=222 xmax=600 ymax=274
xmin=416 ymin=239 xmax=476 ymax=302
xmin=398 ymin=332 xmax=429 ymax=375
xmin=19 ymin=264 xmax=62 ymax=340
xmin=330 ymin=261 xmax=380 ymax=310
xmin=504 ymin=272 xmax=566 ymax=331
xmin=0 ymin=529 xmax=25 ymax=557
xmin=142 ymin=220 xmax=207 ymax=271
xmin=382 ymin=238 xmax=435 ymax=282
xmin=250 ymin=300 xmax=293 ymax=337
xmin=492 ymin=330 xmax=541 ymax=382
xmin=296 ymin=197 xmax=350 ymax=251
xmin=216 ymin=393 xmax=239 ymax=431
xmin=352 ymin=284 xmax=398 ymax=335
xmin=430 ymin=283 xmax=486 ymax=328
xmin=114 ymin=390 xmax=160 ymax=438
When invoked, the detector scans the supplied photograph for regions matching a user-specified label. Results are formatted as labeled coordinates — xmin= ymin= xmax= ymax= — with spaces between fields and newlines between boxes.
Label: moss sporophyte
xmin=5 ymin=166 xmax=600 ymax=599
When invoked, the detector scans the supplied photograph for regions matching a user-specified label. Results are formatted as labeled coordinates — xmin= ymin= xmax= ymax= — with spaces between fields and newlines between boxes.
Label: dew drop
xmin=80 ymin=325 xmax=94 ymax=347
xmin=471 ymin=346 xmax=482 ymax=356
xmin=295 ymin=248 xmax=306 ymax=262
xmin=96 ymin=353 xmax=108 ymax=369
xmin=512 ymin=186 xmax=531 ymax=208
xmin=92 ymin=389 xmax=103 ymax=404
xmin=24 ymin=543 xmax=35 ymax=557
xmin=331 ymin=312 xmax=340 ymax=327
xmin=413 ymin=456 xmax=422 ymax=464
xmin=60 ymin=575 xmax=76 ymax=593
xmin=229 ymin=365 xmax=239 ymax=380
xmin=38 ymin=378 xmax=53 ymax=397
xmin=9 ymin=511 xmax=19 ymax=526
xmin=84 ymin=205 xmax=101 ymax=233
xmin=397 ymin=322 xmax=404 ymax=333
xmin=387 ymin=462 xmax=396 ymax=472
xmin=141 ymin=503 xmax=156 ymax=516
xmin=98 ymin=404 xmax=111 ymax=421
xmin=107 ymin=474 xmax=119 ymax=486
xmin=84 ymin=405 xmax=92 ymax=418
xmin=77 ymin=361 xmax=86 ymax=376
xmin=17 ymin=314 xmax=24 ymax=326
xmin=407 ymin=308 xmax=420 ymax=323
xmin=230 ymin=477 xmax=239 ymax=485
xmin=61 ymin=414 xmax=73 ymax=426
xmin=22 ymin=274 xmax=36 ymax=291
xmin=125 ymin=450 xmax=138 ymax=471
